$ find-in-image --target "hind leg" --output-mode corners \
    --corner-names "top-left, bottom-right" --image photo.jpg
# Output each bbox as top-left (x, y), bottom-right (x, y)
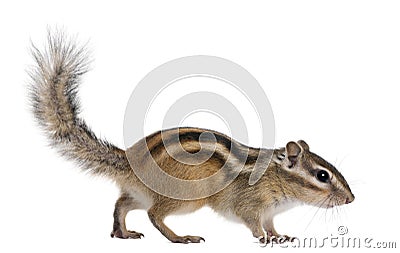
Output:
top-left (147, 200), bottom-right (205, 243)
top-left (110, 193), bottom-right (144, 239)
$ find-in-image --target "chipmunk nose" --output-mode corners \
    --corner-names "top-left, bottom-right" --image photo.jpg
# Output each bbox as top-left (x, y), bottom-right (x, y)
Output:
top-left (345, 194), bottom-right (355, 204)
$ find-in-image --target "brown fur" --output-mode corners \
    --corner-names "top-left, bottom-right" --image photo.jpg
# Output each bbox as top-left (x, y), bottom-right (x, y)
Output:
top-left (29, 31), bottom-right (354, 244)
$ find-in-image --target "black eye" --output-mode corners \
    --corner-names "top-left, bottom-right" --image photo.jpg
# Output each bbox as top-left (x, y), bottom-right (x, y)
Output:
top-left (316, 170), bottom-right (330, 183)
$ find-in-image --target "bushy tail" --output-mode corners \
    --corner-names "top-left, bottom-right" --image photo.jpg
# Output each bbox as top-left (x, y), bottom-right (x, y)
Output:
top-left (29, 31), bottom-right (130, 178)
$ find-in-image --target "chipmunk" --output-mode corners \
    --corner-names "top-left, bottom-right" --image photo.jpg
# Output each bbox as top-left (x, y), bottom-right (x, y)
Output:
top-left (29, 32), bottom-right (354, 244)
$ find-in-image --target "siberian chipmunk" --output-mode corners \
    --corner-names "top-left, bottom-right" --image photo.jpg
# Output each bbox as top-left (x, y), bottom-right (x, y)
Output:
top-left (29, 32), bottom-right (354, 244)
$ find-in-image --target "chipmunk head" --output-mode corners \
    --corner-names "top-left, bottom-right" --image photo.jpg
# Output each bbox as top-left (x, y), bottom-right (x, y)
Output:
top-left (277, 140), bottom-right (354, 208)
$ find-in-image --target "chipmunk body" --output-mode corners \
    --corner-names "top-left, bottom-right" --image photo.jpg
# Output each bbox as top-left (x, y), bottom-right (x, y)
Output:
top-left (29, 32), bottom-right (354, 244)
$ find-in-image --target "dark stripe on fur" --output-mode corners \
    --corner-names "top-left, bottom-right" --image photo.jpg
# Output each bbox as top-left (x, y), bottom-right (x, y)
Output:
top-left (147, 128), bottom-right (260, 166)
top-left (282, 169), bottom-right (321, 192)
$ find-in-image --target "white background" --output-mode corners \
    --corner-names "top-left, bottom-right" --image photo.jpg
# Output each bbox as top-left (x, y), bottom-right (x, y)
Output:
top-left (1, 0), bottom-right (399, 252)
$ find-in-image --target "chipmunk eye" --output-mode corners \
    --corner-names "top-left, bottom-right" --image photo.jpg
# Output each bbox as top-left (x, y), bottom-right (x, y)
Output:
top-left (316, 170), bottom-right (330, 183)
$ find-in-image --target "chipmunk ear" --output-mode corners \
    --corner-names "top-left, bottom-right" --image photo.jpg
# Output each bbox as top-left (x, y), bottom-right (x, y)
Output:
top-left (297, 140), bottom-right (309, 151)
top-left (286, 141), bottom-right (301, 168)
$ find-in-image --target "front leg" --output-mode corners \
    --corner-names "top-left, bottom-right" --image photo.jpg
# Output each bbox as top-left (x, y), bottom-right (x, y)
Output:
top-left (240, 214), bottom-right (266, 243)
top-left (263, 218), bottom-right (296, 244)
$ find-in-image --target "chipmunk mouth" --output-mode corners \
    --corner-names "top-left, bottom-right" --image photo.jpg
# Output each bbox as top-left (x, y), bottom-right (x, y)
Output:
top-left (325, 197), bottom-right (353, 208)
top-left (320, 199), bottom-right (341, 208)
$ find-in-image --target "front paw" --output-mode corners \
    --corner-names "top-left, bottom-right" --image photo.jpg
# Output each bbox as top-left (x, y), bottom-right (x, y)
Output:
top-left (272, 234), bottom-right (297, 244)
top-left (259, 234), bottom-right (297, 244)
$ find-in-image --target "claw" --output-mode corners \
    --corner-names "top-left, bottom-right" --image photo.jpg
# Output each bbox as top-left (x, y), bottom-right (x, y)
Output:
top-left (259, 234), bottom-right (297, 244)
top-left (110, 229), bottom-right (144, 239)
top-left (172, 235), bottom-right (205, 243)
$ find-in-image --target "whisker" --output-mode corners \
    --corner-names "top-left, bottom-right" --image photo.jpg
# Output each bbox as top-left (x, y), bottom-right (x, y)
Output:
top-left (340, 205), bottom-right (350, 227)
top-left (304, 195), bottom-right (331, 231)
top-left (333, 203), bottom-right (338, 222)
top-left (336, 154), bottom-right (348, 169)
top-left (327, 204), bottom-right (332, 223)
top-left (324, 195), bottom-right (332, 223)
top-left (337, 206), bottom-right (342, 222)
